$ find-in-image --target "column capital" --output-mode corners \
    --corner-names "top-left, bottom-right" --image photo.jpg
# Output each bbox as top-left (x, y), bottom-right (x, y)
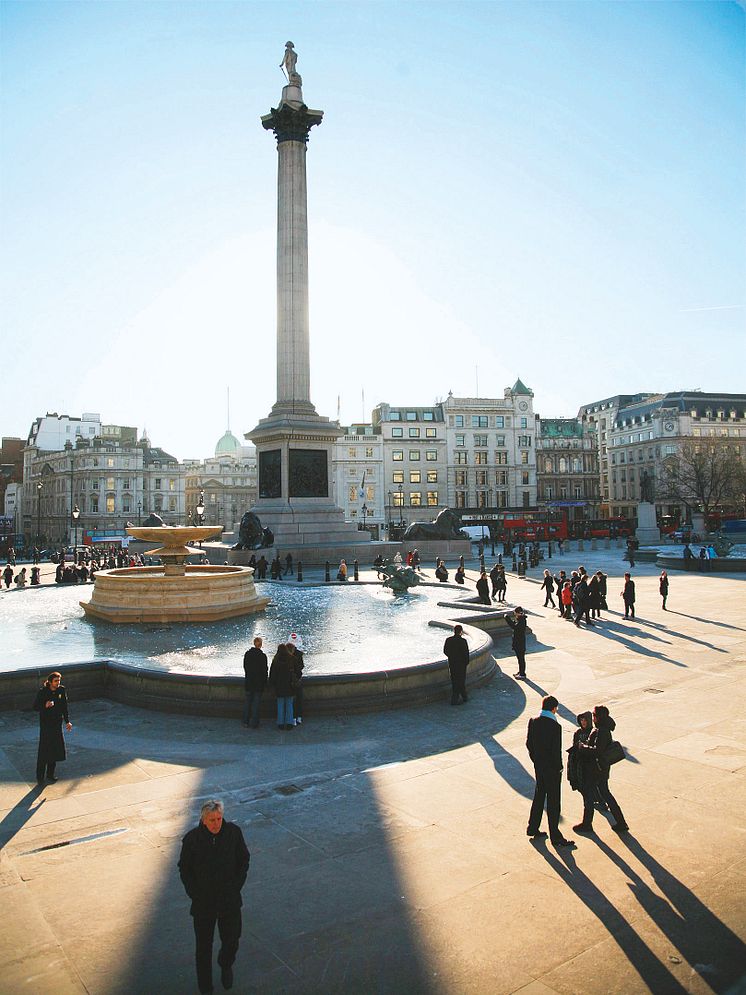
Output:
top-left (262, 102), bottom-right (323, 145)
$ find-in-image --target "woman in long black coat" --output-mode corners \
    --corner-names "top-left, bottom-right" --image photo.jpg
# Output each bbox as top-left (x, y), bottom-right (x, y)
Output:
top-left (268, 645), bottom-right (296, 730)
top-left (33, 671), bottom-right (72, 783)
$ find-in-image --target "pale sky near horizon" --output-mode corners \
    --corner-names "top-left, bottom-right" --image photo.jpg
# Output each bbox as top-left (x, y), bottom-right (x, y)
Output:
top-left (2, 0), bottom-right (744, 461)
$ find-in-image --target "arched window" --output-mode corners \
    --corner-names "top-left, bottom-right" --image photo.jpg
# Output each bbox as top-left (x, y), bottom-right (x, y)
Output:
top-left (544, 458), bottom-right (553, 473)
top-left (559, 457), bottom-right (567, 473)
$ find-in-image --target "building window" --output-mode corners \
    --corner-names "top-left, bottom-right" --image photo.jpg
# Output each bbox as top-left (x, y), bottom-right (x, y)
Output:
top-left (392, 470), bottom-right (404, 483)
top-left (169, 478), bottom-right (176, 491)
top-left (495, 451), bottom-right (508, 464)
top-left (474, 434), bottom-right (488, 447)
top-left (496, 491), bottom-right (507, 508)
top-left (392, 427), bottom-right (403, 438)
top-left (106, 494), bottom-right (115, 514)
top-left (390, 411), bottom-right (401, 421)
top-left (574, 486), bottom-right (582, 499)
top-left (393, 491), bottom-right (404, 507)
top-left (472, 415), bottom-right (488, 428)
top-left (427, 491), bottom-right (438, 506)
top-left (365, 447), bottom-right (374, 458)
top-left (91, 496), bottom-right (99, 513)
top-left (518, 436), bottom-right (531, 447)
top-left (409, 450), bottom-right (421, 461)
top-left (496, 471), bottom-right (507, 486)
top-left (406, 411), bottom-right (417, 421)
top-left (495, 416), bottom-right (504, 429)
top-left (455, 452), bottom-right (468, 465)
top-left (475, 452), bottom-right (488, 465)
top-left (521, 451), bottom-right (529, 465)
top-left (154, 478), bottom-right (162, 489)
top-left (169, 497), bottom-right (177, 511)
top-left (544, 459), bottom-right (553, 473)
top-left (423, 411), bottom-right (434, 421)
top-left (520, 418), bottom-right (527, 428)
top-left (476, 470), bottom-right (488, 486)
top-left (410, 471), bottom-right (421, 483)
top-left (425, 428), bottom-right (436, 438)
top-left (427, 470), bottom-right (438, 483)
top-left (477, 490), bottom-right (489, 507)
top-left (425, 450), bottom-right (437, 461)
top-left (366, 485), bottom-right (375, 501)
top-left (523, 491), bottom-right (530, 508)
top-left (123, 478), bottom-right (131, 489)
top-left (456, 434), bottom-right (465, 447)
top-left (522, 471), bottom-right (530, 485)
top-left (495, 435), bottom-right (505, 446)
top-left (348, 447), bottom-right (357, 457)
top-left (106, 457), bottom-right (115, 468)
top-left (349, 485), bottom-right (358, 502)
top-left (409, 427), bottom-right (420, 438)
top-left (393, 450), bottom-right (404, 461)
top-left (409, 492), bottom-right (422, 506)
top-left (455, 469), bottom-right (467, 486)
top-left (455, 415), bottom-right (464, 428)
top-left (560, 486), bottom-right (568, 499)
top-left (455, 491), bottom-right (466, 508)
top-left (545, 486), bottom-right (553, 500)
top-left (106, 477), bottom-right (115, 490)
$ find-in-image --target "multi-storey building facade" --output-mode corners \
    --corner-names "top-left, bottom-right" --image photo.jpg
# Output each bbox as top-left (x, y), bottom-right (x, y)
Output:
top-left (578, 393), bottom-right (657, 514)
top-left (604, 391), bottom-right (746, 521)
top-left (22, 420), bottom-right (184, 544)
top-left (536, 418), bottom-right (600, 526)
top-left (183, 430), bottom-right (257, 531)
top-left (26, 411), bottom-right (103, 452)
top-left (442, 381), bottom-right (538, 511)
top-left (332, 424), bottom-right (384, 530)
top-left (372, 403), bottom-right (448, 527)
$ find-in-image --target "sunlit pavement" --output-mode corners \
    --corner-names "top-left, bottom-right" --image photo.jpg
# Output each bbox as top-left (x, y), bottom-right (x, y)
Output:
top-left (1, 547), bottom-right (745, 994)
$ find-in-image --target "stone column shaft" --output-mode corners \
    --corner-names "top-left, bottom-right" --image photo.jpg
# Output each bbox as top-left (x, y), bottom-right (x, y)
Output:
top-left (276, 140), bottom-right (311, 406)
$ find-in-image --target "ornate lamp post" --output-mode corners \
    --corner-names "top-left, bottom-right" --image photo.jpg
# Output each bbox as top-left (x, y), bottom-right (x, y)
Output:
top-left (387, 490), bottom-right (392, 533)
top-left (361, 502), bottom-right (368, 532)
top-left (196, 491), bottom-right (206, 548)
top-left (398, 482), bottom-right (404, 528)
top-left (137, 501), bottom-right (142, 525)
top-left (36, 481), bottom-right (42, 547)
top-left (71, 505), bottom-right (80, 560)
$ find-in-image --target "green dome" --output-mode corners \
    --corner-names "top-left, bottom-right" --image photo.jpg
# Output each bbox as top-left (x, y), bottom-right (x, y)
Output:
top-left (215, 430), bottom-right (240, 456)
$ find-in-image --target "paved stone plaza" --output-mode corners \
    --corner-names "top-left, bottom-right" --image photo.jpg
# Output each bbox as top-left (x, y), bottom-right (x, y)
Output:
top-left (1, 549), bottom-right (745, 994)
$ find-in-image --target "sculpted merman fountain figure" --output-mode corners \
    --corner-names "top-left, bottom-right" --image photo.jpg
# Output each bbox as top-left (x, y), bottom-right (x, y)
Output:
top-left (80, 525), bottom-right (269, 624)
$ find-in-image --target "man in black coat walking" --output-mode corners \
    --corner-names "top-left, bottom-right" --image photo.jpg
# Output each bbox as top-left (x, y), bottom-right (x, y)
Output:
top-left (33, 671), bottom-right (72, 783)
top-left (506, 606), bottom-right (528, 680)
top-left (526, 695), bottom-right (573, 847)
top-left (242, 637), bottom-right (268, 728)
top-left (621, 573), bottom-right (636, 619)
top-left (443, 624), bottom-right (469, 705)
top-left (179, 800), bottom-right (250, 994)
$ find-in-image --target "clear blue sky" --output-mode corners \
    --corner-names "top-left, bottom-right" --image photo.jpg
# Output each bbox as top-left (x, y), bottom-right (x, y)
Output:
top-left (2, 0), bottom-right (744, 460)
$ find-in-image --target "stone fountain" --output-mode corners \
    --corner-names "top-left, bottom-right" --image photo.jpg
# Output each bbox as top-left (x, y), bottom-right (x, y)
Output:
top-left (80, 526), bottom-right (270, 624)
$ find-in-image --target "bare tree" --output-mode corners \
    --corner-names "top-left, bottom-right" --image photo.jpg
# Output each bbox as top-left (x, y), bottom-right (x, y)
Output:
top-left (660, 443), bottom-right (746, 519)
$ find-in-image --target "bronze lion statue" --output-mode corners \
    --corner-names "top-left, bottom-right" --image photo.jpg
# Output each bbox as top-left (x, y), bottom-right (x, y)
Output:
top-left (402, 508), bottom-right (467, 541)
top-left (232, 511), bottom-right (274, 550)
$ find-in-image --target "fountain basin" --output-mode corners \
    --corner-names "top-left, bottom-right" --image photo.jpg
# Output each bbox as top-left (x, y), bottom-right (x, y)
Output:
top-left (80, 564), bottom-right (269, 623)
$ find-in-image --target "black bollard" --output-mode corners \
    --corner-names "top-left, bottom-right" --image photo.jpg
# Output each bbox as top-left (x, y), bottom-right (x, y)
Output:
top-left (297, 561), bottom-right (303, 582)
top-left (325, 561), bottom-right (330, 582)
top-left (548, 542), bottom-right (552, 559)
top-left (498, 553), bottom-right (502, 566)
top-left (354, 559), bottom-right (359, 582)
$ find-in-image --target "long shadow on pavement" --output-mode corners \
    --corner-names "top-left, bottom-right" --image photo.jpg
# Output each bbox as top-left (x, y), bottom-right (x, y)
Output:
top-left (0, 783), bottom-right (45, 850)
top-left (534, 840), bottom-right (690, 993)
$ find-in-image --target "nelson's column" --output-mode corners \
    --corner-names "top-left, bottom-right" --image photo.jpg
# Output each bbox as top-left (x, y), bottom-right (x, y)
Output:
top-left (246, 44), bottom-right (366, 552)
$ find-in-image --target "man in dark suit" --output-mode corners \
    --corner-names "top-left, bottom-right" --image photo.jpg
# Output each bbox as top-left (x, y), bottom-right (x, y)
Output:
top-left (443, 624), bottom-right (470, 705)
top-left (506, 606), bottom-right (528, 679)
top-left (242, 637), bottom-right (268, 728)
top-left (526, 696), bottom-right (573, 847)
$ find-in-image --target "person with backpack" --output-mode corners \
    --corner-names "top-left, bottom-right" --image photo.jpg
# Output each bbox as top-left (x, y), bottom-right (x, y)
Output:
top-left (573, 705), bottom-right (628, 834)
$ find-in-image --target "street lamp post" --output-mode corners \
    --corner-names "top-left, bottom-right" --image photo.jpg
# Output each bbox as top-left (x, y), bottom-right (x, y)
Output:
top-left (36, 481), bottom-right (42, 548)
top-left (71, 505), bottom-right (80, 561)
top-left (361, 502), bottom-right (368, 532)
top-left (398, 483), bottom-right (404, 527)
top-left (137, 501), bottom-right (141, 525)
top-left (387, 490), bottom-right (392, 534)
top-left (196, 491), bottom-right (205, 548)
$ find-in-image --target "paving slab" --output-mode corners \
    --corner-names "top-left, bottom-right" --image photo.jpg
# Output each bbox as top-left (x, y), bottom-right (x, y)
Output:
top-left (0, 551), bottom-right (745, 993)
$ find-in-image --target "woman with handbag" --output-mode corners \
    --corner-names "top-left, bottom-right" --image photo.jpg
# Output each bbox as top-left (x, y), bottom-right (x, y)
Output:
top-left (573, 705), bottom-right (629, 834)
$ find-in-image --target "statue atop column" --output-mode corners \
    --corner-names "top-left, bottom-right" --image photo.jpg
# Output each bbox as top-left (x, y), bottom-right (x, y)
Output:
top-left (280, 41), bottom-right (302, 86)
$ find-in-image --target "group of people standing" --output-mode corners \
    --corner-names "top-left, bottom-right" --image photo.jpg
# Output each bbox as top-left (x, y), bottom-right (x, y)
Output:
top-left (242, 634), bottom-right (305, 730)
top-left (526, 696), bottom-right (628, 847)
